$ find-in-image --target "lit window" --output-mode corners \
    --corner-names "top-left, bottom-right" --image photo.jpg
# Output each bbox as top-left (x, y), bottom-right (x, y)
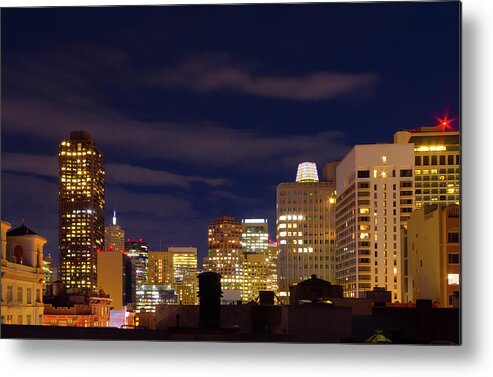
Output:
top-left (447, 274), bottom-right (460, 285)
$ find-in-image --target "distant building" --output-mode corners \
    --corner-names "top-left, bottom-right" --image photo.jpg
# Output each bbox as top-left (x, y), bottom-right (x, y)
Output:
top-left (59, 130), bottom-right (105, 292)
top-left (1, 221), bottom-right (46, 325)
top-left (394, 126), bottom-right (460, 209)
top-left (401, 205), bottom-right (460, 307)
top-left (104, 211), bottom-right (125, 251)
top-left (42, 253), bottom-right (58, 294)
top-left (276, 162), bottom-right (337, 300)
top-left (43, 281), bottom-right (111, 327)
top-left (169, 247), bottom-right (198, 305)
top-left (241, 219), bottom-right (269, 254)
top-left (266, 242), bottom-right (279, 294)
top-left (97, 250), bottom-right (136, 309)
top-left (148, 247), bottom-right (198, 305)
top-left (335, 144), bottom-right (414, 301)
top-left (125, 238), bottom-right (149, 285)
top-left (242, 253), bottom-right (269, 302)
top-left (135, 284), bottom-right (177, 313)
top-left (207, 216), bottom-right (243, 294)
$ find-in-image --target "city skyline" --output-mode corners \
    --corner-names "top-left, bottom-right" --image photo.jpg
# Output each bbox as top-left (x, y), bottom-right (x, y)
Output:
top-left (1, 2), bottom-right (460, 267)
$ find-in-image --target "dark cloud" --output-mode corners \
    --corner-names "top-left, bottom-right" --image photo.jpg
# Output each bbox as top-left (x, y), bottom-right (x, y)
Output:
top-left (143, 53), bottom-right (379, 101)
top-left (1, 152), bottom-right (230, 189)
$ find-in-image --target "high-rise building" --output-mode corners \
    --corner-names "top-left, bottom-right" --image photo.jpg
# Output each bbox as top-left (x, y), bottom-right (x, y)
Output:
top-left (1, 221), bottom-right (46, 325)
top-left (276, 162), bottom-right (337, 300)
top-left (401, 205), bottom-right (460, 307)
top-left (394, 126), bottom-right (460, 208)
top-left (242, 253), bottom-right (269, 302)
top-left (59, 130), bottom-right (105, 292)
top-left (169, 247), bottom-right (198, 305)
top-left (125, 238), bottom-right (149, 285)
top-left (240, 219), bottom-right (270, 301)
top-left (335, 144), bottom-right (414, 301)
top-left (148, 247), bottom-right (198, 305)
top-left (104, 211), bottom-right (125, 252)
top-left (241, 219), bottom-right (269, 254)
top-left (97, 250), bottom-right (136, 309)
top-left (207, 216), bottom-right (243, 294)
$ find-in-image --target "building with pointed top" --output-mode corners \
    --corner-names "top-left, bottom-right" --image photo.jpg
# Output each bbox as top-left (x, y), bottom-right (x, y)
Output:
top-left (104, 210), bottom-right (125, 252)
top-left (1, 220), bottom-right (46, 325)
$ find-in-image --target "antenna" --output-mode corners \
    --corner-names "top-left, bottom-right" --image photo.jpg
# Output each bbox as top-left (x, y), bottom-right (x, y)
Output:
top-left (113, 210), bottom-right (117, 225)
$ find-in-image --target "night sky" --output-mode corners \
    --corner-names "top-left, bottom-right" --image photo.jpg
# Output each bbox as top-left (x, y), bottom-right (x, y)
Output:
top-left (1, 2), bottom-right (460, 268)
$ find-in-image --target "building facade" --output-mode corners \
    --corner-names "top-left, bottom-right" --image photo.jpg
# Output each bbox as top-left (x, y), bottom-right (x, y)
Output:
top-left (97, 250), bottom-right (136, 309)
top-left (335, 144), bottom-right (414, 301)
top-left (241, 219), bottom-right (269, 254)
top-left (59, 130), bottom-right (105, 292)
top-left (242, 253), bottom-right (269, 302)
top-left (1, 221), bottom-right (46, 325)
top-left (394, 126), bottom-right (460, 209)
top-left (401, 205), bottom-right (460, 307)
top-left (207, 216), bottom-right (243, 294)
top-left (104, 211), bottom-right (125, 251)
top-left (43, 282), bottom-right (112, 327)
top-left (135, 284), bottom-right (177, 313)
top-left (148, 247), bottom-right (198, 305)
top-left (125, 238), bottom-right (149, 285)
top-left (42, 253), bottom-right (58, 294)
top-left (276, 162), bottom-right (337, 300)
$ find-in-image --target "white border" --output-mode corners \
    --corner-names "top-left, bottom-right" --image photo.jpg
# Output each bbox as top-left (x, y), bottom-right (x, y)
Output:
top-left (1, 0), bottom-right (492, 375)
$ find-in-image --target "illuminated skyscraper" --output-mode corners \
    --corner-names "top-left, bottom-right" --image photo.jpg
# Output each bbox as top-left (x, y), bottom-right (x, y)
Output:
top-left (394, 125), bottom-right (460, 208)
top-left (335, 144), bottom-right (414, 301)
top-left (240, 219), bottom-right (269, 301)
top-left (276, 162), bottom-right (337, 300)
top-left (104, 211), bottom-right (125, 252)
top-left (207, 216), bottom-right (243, 294)
top-left (242, 253), bottom-right (268, 302)
top-left (59, 130), bottom-right (105, 292)
top-left (147, 247), bottom-right (198, 304)
top-left (241, 219), bottom-right (269, 254)
top-left (125, 238), bottom-right (149, 285)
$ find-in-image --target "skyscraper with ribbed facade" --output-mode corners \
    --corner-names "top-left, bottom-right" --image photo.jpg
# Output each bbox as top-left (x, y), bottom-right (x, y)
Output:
top-left (59, 130), bottom-right (105, 292)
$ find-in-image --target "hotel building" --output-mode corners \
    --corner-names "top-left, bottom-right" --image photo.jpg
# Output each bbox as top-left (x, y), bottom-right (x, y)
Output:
top-left (59, 130), bottom-right (105, 291)
top-left (104, 211), bottom-right (125, 251)
top-left (401, 205), bottom-right (460, 307)
top-left (394, 126), bottom-right (460, 208)
top-left (276, 162), bottom-right (337, 299)
top-left (335, 144), bottom-right (414, 301)
top-left (1, 221), bottom-right (46, 325)
top-left (207, 216), bottom-right (243, 294)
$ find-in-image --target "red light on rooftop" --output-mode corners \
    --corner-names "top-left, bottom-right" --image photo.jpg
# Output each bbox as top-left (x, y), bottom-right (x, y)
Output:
top-left (435, 113), bottom-right (455, 132)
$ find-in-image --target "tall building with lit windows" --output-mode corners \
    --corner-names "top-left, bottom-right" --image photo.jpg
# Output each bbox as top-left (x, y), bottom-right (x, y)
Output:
top-left (335, 144), bottom-right (414, 302)
top-left (148, 247), bottom-right (198, 305)
top-left (59, 130), bottom-right (105, 292)
top-left (241, 219), bottom-right (269, 254)
top-left (125, 238), bottom-right (149, 285)
top-left (394, 126), bottom-right (460, 208)
top-left (276, 162), bottom-right (337, 300)
top-left (104, 211), bottom-right (125, 252)
top-left (207, 216), bottom-right (243, 294)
